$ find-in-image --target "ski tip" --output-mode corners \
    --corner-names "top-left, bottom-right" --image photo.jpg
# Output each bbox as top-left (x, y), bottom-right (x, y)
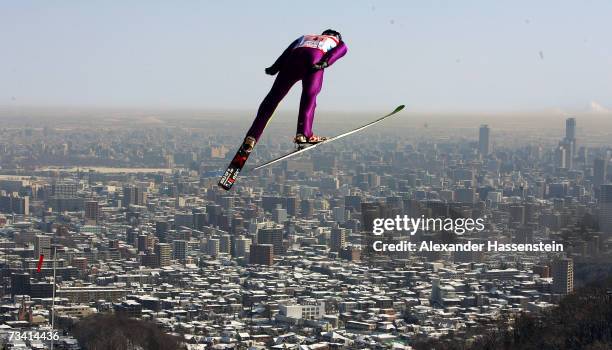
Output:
top-left (218, 183), bottom-right (231, 191)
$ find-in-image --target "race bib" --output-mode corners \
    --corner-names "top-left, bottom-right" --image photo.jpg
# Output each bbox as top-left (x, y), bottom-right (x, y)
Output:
top-left (295, 35), bottom-right (339, 53)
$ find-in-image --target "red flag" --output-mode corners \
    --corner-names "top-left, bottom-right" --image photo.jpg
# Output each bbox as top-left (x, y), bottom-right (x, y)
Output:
top-left (37, 254), bottom-right (44, 272)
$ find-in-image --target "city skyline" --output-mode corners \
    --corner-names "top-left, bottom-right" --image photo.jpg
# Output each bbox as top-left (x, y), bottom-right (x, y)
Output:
top-left (1, 111), bottom-right (610, 348)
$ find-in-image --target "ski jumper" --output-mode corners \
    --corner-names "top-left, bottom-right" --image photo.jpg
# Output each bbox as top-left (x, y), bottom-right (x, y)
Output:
top-left (246, 34), bottom-right (348, 141)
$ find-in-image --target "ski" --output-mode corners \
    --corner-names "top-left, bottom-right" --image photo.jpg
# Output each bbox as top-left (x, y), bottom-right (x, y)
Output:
top-left (218, 105), bottom-right (405, 190)
top-left (252, 104), bottom-right (405, 170)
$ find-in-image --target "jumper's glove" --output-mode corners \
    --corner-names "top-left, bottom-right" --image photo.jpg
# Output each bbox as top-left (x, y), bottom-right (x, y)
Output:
top-left (265, 66), bottom-right (278, 75)
top-left (312, 61), bottom-right (329, 71)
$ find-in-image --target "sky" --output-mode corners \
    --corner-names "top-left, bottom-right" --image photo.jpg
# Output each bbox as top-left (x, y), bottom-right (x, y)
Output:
top-left (1, 0), bottom-right (612, 113)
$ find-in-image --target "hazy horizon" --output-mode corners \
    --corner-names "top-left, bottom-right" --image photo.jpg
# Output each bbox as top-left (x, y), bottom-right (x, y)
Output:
top-left (2, 105), bottom-right (612, 143)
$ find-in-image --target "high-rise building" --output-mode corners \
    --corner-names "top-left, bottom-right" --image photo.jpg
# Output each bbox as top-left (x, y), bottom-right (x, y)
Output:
top-left (48, 181), bottom-right (82, 212)
top-left (552, 258), bottom-right (574, 294)
top-left (219, 234), bottom-right (231, 254)
top-left (555, 145), bottom-right (567, 169)
top-left (123, 185), bottom-right (147, 207)
top-left (562, 117), bottom-right (576, 169)
top-left (52, 182), bottom-right (77, 198)
top-left (0, 179), bottom-right (26, 193)
top-left (300, 199), bottom-right (314, 218)
top-left (207, 238), bottom-right (220, 257)
top-left (361, 202), bottom-right (388, 257)
top-left (0, 194), bottom-right (29, 215)
top-left (233, 236), bottom-right (251, 258)
top-left (361, 202), bottom-right (383, 232)
top-left (285, 196), bottom-right (299, 217)
top-left (273, 205), bottom-right (287, 224)
top-left (140, 251), bottom-right (158, 267)
top-left (172, 240), bottom-right (188, 261)
top-left (137, 234), bottom-right (148, 252)
top-left (230, 217), bottom-right (244, 235)
top-left (330, 227), bottom-right (347, 252)
top-left (345, 195), bottom-right (362, 212)
top-left (155, 220), bottom-right (169, 242)
top-left (478, 124), bottom-right (490, 156)
top-left (560, 140), bottom-right (573, 169)
top-left (258, 227), bottom-right (284, 255)
top-left (249, 244), bottom-right (273, 266)
top-left (84, 201), bottom-right (99, 221)
top-left (332, 206), bottom-right (346, 223)
top-left (174, 212), bottom-right (193, 228)
top-left (34, 235), bottom-right (51, 258)
top-left (599, 184), bottom-right (612, 234)
top-left (206, 204), bottom-right (222, 227)
top-left (593, 157), bottom-right (608, 189)
top-left (220, 196), bottom-right (234, 210)
top-left (154, 243), bottom-right (172, 267)
top-left (565, 117), bottom-right (576, 141)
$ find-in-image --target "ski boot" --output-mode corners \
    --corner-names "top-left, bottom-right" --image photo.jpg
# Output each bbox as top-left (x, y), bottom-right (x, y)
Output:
top-left (294, 134), bottom-right (327, 149)
top-left (241, 136), bottom-right (256, 154)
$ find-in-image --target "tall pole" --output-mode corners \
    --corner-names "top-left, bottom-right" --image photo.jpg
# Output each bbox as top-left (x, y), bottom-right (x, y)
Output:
top-left (50, 246), bottom-right (57, 350)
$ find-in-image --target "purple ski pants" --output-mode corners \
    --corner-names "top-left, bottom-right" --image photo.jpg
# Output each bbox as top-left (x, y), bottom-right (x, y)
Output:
top-left (246, 48), bottom-right (324, 141)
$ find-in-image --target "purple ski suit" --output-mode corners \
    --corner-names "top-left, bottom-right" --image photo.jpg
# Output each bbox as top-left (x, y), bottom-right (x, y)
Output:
top-left (246, 34), bottom-right (348, 141)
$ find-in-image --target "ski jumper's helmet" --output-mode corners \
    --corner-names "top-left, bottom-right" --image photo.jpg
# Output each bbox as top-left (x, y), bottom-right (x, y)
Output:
top-left (321, 29), bottom-right (342, 42)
